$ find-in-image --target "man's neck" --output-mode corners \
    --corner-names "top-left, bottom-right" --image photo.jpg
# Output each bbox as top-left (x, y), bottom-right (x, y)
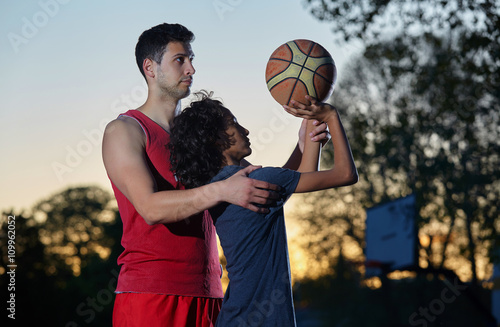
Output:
top-left (137, 93), bottom-right (180, 132)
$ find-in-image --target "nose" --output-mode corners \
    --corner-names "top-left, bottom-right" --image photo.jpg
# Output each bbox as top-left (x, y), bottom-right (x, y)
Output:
top-left (186, 60), bottom-right (195, 76)
top-left (242, 127), bottom-right (249, 136)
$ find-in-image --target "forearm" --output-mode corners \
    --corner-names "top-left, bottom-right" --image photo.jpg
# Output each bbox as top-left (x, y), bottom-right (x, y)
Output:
top-left (283, 118), bottom-right (329, 170)
top-left (282, 143), bottom-right (302, 170)
top-left (294, 112), bottom-right (358, 193)
top-left (326, 111), bottom-right (358, 181)
top-left (282, 98), bottom-right (358, 192)
top-left (297, 120), bottom-right (321, 172)
top-left (134, 165), bottom-right (279, 224)
top-left (134, 182), bottom-right (223, 225)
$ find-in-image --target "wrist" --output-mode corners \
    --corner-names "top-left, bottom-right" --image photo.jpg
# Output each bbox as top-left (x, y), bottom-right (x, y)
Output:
top-left (204, 181), bottom-right (225, 205)
top-left (324, 109), bottom-right (339, 125)
top-left (306, 119), bottom-right (316, 133)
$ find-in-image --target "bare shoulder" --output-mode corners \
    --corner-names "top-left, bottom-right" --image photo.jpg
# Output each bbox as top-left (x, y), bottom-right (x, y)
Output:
top-left (104, 115), bottom-right (144, 137)
top-left (103, 116), bottom-right (145, 147)
top-left (102, 116), bottom-right (147, 171)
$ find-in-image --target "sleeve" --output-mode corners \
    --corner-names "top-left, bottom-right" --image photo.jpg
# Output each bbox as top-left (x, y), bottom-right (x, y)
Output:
top-left (249, 167), bottom-right (301, 197)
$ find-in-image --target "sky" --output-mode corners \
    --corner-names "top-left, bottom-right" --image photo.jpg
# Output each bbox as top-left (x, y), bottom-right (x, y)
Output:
top-left (0, 0), bottom-right (360, 212)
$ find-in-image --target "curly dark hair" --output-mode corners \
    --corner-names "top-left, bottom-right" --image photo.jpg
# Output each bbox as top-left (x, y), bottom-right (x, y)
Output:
top-left (169, 91), bottom-right (234, 189)
top-left (135, 23), bottom-right (195, 79)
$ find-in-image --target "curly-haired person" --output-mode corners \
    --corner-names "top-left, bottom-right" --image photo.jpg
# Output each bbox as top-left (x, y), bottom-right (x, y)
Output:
top-left (169, 91), bottom-right (358, 326)
top-left (103, 23), bottom-right (331, 326)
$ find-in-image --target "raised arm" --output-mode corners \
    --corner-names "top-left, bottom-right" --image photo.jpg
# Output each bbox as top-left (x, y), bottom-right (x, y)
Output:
top-left (102, 117), bottom-right (279, 225)
top-left (240, 118), bottom-right (328, 170)
top-left (296, 120), bottom-right (321, 173)
top-left (283, 96), bottom-right (358, 193)
top-left (282, 119), bottom-right (330, 170)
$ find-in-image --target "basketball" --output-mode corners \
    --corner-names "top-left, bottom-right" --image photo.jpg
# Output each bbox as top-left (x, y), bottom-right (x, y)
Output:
top-left (265, 39), bottom-right (337, 106)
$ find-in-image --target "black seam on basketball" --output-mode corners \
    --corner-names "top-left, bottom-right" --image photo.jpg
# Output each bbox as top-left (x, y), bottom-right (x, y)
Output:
top-left (265, 59), bottom-right (293, 83)
top-left (301, 61), bottom-right (333, 75)
top-left (287, 42), bottom-right (316, 105)
top-left (299, 43), bottom-right (333, 76)
top-left (284, 41), bottom-right (298, 102)
top-left (314, 64), bottom-right (334, 83)
top-left (268, 77), bottom-right (300, 92)
top-left (293, 40), bottom-right (311, 56)
top-left (266, 43), bottom-right (293, 83)
top-left (269, 58), bottom-right (293, 64)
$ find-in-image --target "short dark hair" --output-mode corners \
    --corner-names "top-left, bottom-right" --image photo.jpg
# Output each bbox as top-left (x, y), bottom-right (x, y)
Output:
top-left (169, 91), bottom-right (234, 189)
top-left (135, 23), bottom-right (195, 79)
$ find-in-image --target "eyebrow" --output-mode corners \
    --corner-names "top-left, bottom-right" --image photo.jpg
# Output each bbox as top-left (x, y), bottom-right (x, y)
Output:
top-left (172, 52), bottom-right (195, 59)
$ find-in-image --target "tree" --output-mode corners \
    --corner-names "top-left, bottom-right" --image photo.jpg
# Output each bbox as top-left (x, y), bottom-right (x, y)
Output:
top-left (297, 0), bottom-right (500, 284)
top-left (0, 186), bottom-right (121, 326)
top-left (32, 186), bottom-right (118, 278)
top-left (0, 210), bottom-right (54, 325)
top-left (289, 3), bottom-right (499, 325)
top-left (305, 0), bottom-right (500, 46)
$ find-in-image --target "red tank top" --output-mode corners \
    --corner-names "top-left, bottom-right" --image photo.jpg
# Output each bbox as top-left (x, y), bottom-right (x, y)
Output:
top-left (110, 109), bottom-right (223, 298)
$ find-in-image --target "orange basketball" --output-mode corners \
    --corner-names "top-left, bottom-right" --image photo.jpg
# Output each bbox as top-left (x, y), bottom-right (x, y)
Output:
top-left (265, 39), bottom-right (337, 106)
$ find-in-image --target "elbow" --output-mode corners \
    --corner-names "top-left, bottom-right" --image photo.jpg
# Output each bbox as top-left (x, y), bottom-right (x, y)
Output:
top-left (143, 215), bottom-right (160, 226)
top-left (343, 170), bottom-right (359, 186)
top-left (136, 205), bottom-right (163, 225)
top-left (141, 211), bottom-right (160, 226)
top-left (139, 205), bottom-right (182, 225)
top-left (350, 171), bottom-right (359, 185)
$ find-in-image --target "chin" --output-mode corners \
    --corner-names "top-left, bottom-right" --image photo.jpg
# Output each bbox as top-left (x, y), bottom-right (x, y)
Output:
top-left (238, 152), bottom-right (251, 163)
top-left (176, 86), bottom-right (191, 99)
top-left (181, 89), bottom-right (191, 99)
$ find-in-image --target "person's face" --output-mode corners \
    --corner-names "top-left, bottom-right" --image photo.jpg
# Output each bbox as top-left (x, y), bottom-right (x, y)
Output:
top-left (155, 41), bottom-right (195, 100)
top-left (222, 112), bottom-right (252, 166)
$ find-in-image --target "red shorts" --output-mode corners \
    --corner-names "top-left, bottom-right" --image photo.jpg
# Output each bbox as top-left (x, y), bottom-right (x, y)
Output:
top-left (113, 293), bottom-right (222, 327)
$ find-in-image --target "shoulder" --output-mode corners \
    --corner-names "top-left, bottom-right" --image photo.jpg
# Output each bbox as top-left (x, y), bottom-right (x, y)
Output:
top-left (210, 166), bottom-right (243, 183)
top-left (104, 115), bottom-right (145, 141)
top-left (249, 167), bottom-right (298, 181)
top-left (102, 115), bottom-right (147, 154)
top-left (250, 167), bottom-right (301, 194)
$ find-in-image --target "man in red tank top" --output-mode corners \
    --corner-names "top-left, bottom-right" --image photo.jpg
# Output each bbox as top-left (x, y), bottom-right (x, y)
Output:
top-left (102, 23), bottom-right (286, 327)
top-left (102, 23), bottom-right (329, 326)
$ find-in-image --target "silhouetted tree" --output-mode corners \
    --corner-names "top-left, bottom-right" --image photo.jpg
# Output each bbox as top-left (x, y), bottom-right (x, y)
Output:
top-left (0, 210), bottom-right (56, 326)
top-left (32, 186), bottom-right (117, 277)
top-left (290, 2), bottom-right (499, 325)
top-left (0, 186), bottom-right (121, 326)
top-left (297, 0), bottom-right (500, 283)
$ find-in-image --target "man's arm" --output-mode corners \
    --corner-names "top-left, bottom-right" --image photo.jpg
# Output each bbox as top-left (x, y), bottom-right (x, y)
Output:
top-left (102, 117), bottom-right (279, 225)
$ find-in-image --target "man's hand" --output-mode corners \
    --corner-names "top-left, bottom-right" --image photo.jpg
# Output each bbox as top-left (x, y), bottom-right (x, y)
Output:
top-left (219, 165), bottom-right (280, 213)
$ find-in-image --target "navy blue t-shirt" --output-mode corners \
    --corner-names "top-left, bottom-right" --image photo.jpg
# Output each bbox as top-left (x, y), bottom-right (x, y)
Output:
top-left (210, 166), bottom-right (301, 327)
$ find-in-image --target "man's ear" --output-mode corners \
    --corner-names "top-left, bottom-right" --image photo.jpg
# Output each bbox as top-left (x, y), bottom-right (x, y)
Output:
top-left (143, 58), bottom-right (155, 79)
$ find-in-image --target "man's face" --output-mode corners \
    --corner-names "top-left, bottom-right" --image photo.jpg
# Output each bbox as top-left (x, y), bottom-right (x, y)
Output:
top-left (155, 41), bottom-right (195, 100)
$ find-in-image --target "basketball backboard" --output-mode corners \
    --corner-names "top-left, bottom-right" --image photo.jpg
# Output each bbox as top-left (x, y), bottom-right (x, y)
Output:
top-left (365, 194), bottom-right (417, 277)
